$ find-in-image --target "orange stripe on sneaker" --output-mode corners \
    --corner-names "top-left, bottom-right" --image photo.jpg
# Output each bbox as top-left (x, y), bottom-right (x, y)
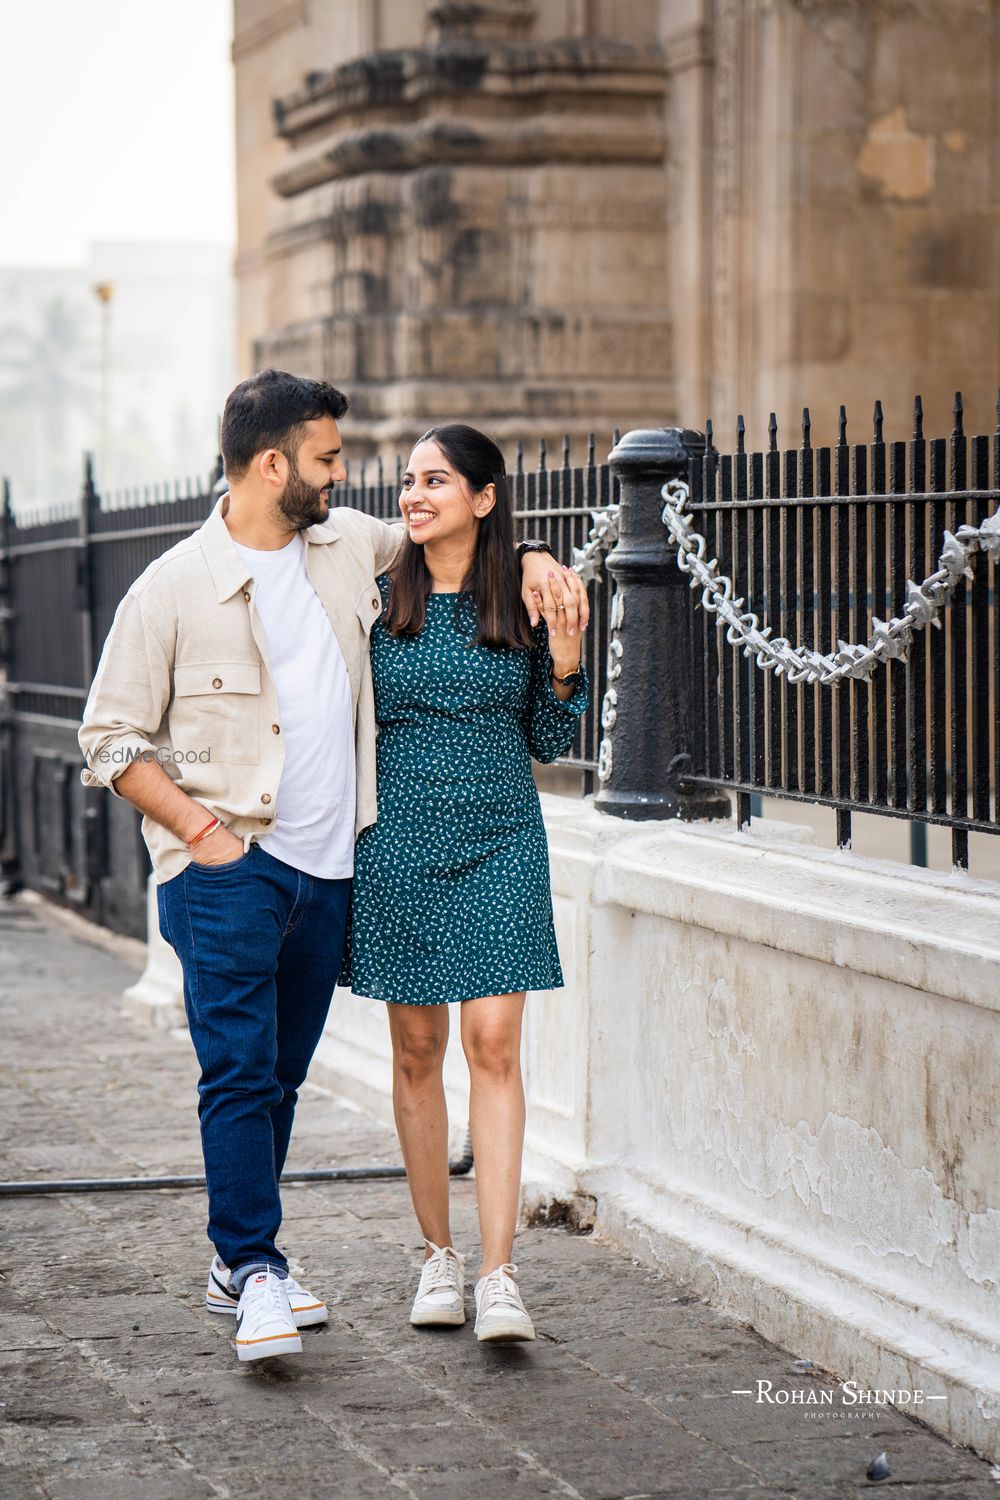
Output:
top-left (235, 1331), bottom-right (301, 1346)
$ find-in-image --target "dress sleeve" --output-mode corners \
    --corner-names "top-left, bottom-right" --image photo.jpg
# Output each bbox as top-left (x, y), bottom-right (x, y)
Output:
top-left (522, 623), bottom-right (590, 764)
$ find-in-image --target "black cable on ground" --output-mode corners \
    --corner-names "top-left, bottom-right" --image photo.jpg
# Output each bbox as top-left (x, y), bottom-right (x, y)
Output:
top-left (0, 1132), bottom-right (474, 1198)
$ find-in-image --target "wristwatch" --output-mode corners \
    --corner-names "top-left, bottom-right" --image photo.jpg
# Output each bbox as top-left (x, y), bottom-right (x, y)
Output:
top-left (516, 539), bottom-right (553, 559)
top-left (551, 666), bottom-right (584, 687)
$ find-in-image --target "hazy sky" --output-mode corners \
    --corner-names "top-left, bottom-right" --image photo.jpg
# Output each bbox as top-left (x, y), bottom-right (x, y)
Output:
top-left (0, 0), bottom-right (236, 266)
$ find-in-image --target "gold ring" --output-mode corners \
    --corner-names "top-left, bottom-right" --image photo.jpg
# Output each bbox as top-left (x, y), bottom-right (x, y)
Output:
top-left (556, 603), bottom-right (566, 611)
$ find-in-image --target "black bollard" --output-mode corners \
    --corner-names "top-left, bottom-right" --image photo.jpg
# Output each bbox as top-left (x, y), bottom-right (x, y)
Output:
top-left (593, 427), bottom-right (731, 823)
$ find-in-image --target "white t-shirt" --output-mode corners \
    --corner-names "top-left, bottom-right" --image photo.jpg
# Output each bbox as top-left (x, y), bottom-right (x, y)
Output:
top-left (233, 533), bottom-right (356, 879)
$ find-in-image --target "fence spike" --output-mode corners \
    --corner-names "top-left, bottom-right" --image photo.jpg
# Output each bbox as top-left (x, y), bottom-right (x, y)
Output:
top-left (612, 428), bottom-right (621, 448)
top-left (2, 476), bottom-right (11, 526)
top-left (801, 407), bottom-right (812, 449)
top-left (516, 440), bottom-right (524, 475)
top-left (82, 452), bottom-right (97, 503)
top-left (873, 400), bottom-right (884, 444)
top-left (838, 405), bottom-right (847, 446)
top-left (538, 437), bottom-right (547, 471)
top-left (360, 459), bottom-right (367, 489)
top-left (562, 433), bottom-right (570, 468)
top-left (952, 391), bottom-right (964, 437)
top-left (736, 414), bottom-right (745, 454)
top-left (768, 413), bottom-right (777, 452)
top-left (587, 432), bottom-right (595, 466)
top-left (377, 454), bottom-right (384, 485)
top-left (913, 394), bottom-right (923, 440)
top-left (395, 454), bottom-right (402, 487)
top-left (995, 388), bottom-right (1000, 432)
top-left (705, 418), bottom-right (714, 451)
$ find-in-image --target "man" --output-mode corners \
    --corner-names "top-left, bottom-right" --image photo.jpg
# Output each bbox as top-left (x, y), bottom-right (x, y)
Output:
top-left (78, 369), bottom-right (587, 1363)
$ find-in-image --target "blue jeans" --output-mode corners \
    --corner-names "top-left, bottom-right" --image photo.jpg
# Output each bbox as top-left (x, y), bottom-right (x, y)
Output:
top-left (157, 843), bottom-right (350, 1282)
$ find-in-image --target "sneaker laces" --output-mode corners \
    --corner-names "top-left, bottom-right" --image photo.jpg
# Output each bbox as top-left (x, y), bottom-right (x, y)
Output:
top-left (478, 1262), bottom-right (523, 1310)
top-left (420, 1241), bottom-right (465, 1293)
top-left (241, 1269), bottom-right (290, 1320)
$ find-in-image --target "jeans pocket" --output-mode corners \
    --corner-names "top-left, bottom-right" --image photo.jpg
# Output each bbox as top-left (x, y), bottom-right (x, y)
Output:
top-left (187, 847), bottom-right (253, 874)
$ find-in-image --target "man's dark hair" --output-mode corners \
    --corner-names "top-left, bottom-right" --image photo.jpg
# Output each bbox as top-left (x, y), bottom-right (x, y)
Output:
top-left (220, 369), bottom-right (350, 480)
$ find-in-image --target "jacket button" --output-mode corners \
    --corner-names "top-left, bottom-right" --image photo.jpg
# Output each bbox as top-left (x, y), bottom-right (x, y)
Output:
top-left (212, 677), bottom-right (222, 689)
top-left (242, 590), bottom-right (251, 602)
top-left (261, 793), bottom-right (272, 804)
top-left (261, 817), bottom-right (272, 825)
top-left (272, 724), bottom-right (280, 735)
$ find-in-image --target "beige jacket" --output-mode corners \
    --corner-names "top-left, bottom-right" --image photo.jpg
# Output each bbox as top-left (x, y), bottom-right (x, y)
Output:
top-left (78, 495), bottom-right (403, 883)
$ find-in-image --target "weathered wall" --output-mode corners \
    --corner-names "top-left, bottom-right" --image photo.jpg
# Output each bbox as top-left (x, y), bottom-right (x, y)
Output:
top-left (234, 0), bottom-right (1000, 458)
top-left (666, 0), bottom-right (1000, 445)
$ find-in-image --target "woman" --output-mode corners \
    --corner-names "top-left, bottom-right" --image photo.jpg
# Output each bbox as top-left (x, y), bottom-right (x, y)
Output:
top-left (342, 423), bottom-right (589, 1342)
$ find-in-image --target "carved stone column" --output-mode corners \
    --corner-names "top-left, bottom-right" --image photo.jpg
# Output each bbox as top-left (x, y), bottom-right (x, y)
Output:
top-left (253, 19), bottom-right (671, 457)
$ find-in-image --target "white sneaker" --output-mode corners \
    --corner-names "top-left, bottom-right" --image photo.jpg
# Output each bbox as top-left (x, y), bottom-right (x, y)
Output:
top-left (206, 1254), bottom-right (328, 1327)
top-left (473, 1262), bottom-right (536, 1343)
top-left (234, 1268), bottom-right (303, 1361)
top-left (410, 1240), bottom-right (466, 1327)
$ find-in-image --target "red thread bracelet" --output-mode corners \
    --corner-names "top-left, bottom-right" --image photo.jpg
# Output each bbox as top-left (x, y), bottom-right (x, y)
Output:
top-left (187, 817), bottom-right (221, 849)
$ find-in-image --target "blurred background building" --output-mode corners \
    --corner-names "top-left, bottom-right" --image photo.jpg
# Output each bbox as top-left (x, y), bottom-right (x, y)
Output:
top-left (0, 244), bottom-right (233, 509)
top-left (233, 0), bottom-right (1000, 460)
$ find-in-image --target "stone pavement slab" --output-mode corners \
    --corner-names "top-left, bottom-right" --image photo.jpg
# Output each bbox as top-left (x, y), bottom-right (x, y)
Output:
top-left (1, 892), bottom-right (997, 1499)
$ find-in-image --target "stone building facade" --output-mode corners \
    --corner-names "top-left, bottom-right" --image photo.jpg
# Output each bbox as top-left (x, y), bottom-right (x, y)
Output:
top-left (233, 0), bottom-right (1000, 458)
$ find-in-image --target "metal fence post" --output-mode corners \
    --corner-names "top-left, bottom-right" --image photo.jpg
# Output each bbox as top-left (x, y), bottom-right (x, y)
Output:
top-left (77, 453), bottom-right (99, 687)
top-left (0, 477), bottom-right (12, 678)
top-left (0, 477), bottom-right (16, 880)
top-left (593, 427), bottom-right (730, 822)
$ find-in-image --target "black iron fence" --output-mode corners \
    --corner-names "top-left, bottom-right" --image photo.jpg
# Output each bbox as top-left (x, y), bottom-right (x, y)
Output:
top-left (593, 395), bottom-right (999, 872)
top-left (695, 398), bottom-right (999, 868)
top-left (1, 396), bottom-right (996, 939)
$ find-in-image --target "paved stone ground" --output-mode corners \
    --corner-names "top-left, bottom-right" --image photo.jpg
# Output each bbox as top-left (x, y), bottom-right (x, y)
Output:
top-left (1, 892), bottom-right (998, 1500)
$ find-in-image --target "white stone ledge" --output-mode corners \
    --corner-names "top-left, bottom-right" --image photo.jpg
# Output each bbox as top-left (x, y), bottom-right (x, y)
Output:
top-left (540, 798), bottom-right (1000, 1015)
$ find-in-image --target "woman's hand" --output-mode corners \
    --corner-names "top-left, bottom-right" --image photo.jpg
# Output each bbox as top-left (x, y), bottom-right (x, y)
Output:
top-left (520, 557), bottom-right (590, 638)
top-left (532, 572), bottom-right (588, 700)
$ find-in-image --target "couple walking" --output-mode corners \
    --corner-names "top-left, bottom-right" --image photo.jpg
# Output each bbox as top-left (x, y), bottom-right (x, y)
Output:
top-left (79, 369), bottom-right (589, 1362)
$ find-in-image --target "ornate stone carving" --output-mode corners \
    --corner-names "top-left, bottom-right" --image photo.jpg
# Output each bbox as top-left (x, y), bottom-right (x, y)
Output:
top-left (428, 1), bottom-right (536, 40)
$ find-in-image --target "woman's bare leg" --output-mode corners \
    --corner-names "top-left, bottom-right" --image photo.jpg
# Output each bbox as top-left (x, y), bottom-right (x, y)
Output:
top-left (387, 1002), bottom-right (453, 1259)
top-left (460, 992), bottom-right (527, 1278)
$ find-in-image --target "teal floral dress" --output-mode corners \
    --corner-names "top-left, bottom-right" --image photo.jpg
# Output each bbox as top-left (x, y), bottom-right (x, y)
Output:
top-left (340, 574), bottom-right (589, 1006)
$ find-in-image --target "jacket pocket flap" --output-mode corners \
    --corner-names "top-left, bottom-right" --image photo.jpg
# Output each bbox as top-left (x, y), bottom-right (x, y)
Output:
top-left (174, 662), bottom-right (261, 697)
top-left (356, 584), bottom-right (383, 633)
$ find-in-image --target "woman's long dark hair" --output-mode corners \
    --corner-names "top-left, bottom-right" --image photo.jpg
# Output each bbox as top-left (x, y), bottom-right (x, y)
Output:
top-left (385, 423), bottom-right (534, 650)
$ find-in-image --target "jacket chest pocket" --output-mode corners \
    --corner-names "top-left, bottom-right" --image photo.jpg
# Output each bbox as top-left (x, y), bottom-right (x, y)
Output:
top-left (171, 661), bottom-right (261, 765)
top-left (356, 584), bottom-right (383, 636)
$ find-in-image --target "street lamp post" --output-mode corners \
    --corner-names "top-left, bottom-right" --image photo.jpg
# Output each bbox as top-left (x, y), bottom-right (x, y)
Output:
top-left (93, 282), bottom-right (113, 494)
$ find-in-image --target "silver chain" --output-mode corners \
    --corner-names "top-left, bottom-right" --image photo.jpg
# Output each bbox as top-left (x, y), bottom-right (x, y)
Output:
top-left (567, 488), bottom-right (1000, 688)
top-left (571, 506), bottom-right (620, 583)
top-left (660, 478), bottom-right (1000, 685)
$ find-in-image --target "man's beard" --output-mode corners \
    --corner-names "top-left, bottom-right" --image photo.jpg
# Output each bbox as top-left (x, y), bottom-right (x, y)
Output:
top-left (276, 456), bottom-right (330, 530)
